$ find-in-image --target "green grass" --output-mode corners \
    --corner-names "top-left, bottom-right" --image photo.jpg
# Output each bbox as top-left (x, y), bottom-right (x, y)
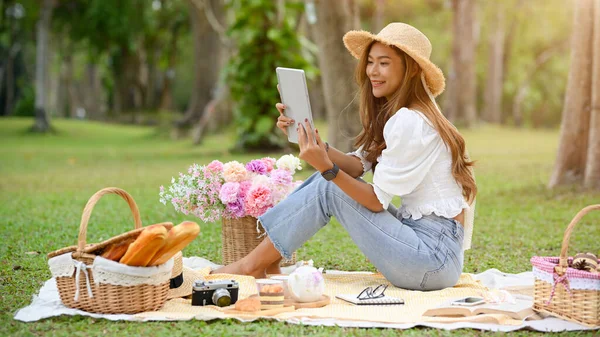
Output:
top-left (1, 117), bottom-right (598, 336)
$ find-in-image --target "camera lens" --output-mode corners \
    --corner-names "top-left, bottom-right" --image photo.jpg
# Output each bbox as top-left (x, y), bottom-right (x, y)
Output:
top-left (212, 288), bottom-right (231, 307)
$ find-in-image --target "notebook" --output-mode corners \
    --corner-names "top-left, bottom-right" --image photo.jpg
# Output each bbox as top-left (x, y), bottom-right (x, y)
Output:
top-left (336, 294), bottom-right (405, 305)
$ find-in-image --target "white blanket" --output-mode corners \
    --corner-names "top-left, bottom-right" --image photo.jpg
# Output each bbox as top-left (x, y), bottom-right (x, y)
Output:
top-left (13, 259), bottom-right (595, 332)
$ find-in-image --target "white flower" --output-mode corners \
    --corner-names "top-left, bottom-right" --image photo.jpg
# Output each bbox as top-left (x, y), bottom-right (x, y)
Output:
top-left (276, 154), bottom-right (302, 173)
top-left (251, 174), bottom-right (270, 187)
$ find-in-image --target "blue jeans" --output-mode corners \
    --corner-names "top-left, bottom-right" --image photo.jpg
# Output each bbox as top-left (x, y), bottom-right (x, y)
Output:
top-left (258, 172), bottom-right (464, 291)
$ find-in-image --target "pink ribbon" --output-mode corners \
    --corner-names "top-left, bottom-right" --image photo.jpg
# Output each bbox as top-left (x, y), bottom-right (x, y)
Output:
top-left (545, 273), bottom-right (572, 306)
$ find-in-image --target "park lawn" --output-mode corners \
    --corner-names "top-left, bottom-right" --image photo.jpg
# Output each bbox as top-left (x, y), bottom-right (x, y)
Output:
top-left (1, 117), bottom-right (598, 337)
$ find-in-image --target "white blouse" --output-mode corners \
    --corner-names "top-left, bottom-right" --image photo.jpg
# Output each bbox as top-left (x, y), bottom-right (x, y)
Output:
top-left (349, 107), bottom-right (475, 250)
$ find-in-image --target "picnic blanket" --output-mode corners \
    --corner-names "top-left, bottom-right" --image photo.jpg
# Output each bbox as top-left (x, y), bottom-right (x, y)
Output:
top-left (14, 257), bottom-right (596, 332)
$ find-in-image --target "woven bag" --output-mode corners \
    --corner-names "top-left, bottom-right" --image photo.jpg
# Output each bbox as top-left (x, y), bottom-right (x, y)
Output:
top-left (221, 216), bottom-right (296, 266)
top-left (47, 187), bottom-right (172, 314)
top-left (530, 204), bottom-right (600, 327)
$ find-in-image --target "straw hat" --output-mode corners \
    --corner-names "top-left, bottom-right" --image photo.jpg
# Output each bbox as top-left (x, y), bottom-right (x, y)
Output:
top-left (167, 252), bottom-right (205, 299)
top-left (343, 22), bottom-right (445, 97)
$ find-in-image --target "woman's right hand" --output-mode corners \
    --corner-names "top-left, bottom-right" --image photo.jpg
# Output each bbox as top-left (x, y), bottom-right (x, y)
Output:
top-left (275, 102), bottom-right (294, 136)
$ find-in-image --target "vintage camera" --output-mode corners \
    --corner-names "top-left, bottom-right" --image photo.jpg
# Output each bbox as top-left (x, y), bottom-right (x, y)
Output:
top-left (191, 279), bottom-right (239, 307)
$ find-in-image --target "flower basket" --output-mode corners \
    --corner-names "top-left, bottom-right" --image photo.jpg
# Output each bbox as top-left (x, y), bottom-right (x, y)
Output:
top-left (47, 187), bottom-right (173, 314)
top-left (221, 216), bottom-right (296, 266)
top-left (530, 204), bottom-right (600, 327)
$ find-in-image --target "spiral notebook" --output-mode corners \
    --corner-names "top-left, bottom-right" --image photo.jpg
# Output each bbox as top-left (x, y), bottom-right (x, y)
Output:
top-left (336, 294), bottom-right (405, 305)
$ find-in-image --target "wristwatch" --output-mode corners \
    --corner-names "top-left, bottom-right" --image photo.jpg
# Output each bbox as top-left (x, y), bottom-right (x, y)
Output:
top-left (321, 163), bottom-right (339, 181)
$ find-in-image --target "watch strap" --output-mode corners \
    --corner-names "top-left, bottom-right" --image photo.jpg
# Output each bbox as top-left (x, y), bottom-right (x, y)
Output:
top-left (321, 163), bottom-right (339, 181)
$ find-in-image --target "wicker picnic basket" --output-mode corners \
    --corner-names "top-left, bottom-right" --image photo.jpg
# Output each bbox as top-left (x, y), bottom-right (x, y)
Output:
top-left (47, 187), bottom-right (173, 314)
top-left (530, 204), bottom-right (600, 327)
top-left (221, 216), bottom-right (296, 266)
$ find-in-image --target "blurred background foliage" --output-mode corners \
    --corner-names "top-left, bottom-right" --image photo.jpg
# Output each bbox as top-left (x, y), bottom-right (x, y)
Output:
top-left (0, 0), bottom-right (578, 144)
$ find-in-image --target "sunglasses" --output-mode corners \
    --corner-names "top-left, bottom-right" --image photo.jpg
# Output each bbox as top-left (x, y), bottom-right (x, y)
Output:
top-left (357, 284), bottom-right (388, 300)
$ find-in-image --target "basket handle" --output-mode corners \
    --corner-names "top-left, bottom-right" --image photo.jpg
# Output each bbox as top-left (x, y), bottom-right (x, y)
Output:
top-left (556, 204), bottom-right (600, 274)
top-left (77, 187), bottom-right (142, 252)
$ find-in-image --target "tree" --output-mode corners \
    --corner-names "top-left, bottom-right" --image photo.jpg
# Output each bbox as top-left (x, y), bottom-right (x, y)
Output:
top-left (584, 0), bottom-right (600, 189)
top-left (482, 8), bottom-right (504, 124)
top-left (448, 0), bottom-right (477, 127)
top-left (549, 0), bottom-right (598, 189)
top-left (227, 0), bottom-right (312, 151)
top-left (173, 0), bottom-right (224, 136)
top-left (304, 0), bottom-right (361, 152)
top-left (31, 0), bottom-right (55, 132)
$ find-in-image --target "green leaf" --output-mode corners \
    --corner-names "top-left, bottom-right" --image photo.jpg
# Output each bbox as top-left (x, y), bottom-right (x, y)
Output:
top-left (266, 28), bottom-right (281, 41)
top-left (255, 116), bottom-right (273, 135)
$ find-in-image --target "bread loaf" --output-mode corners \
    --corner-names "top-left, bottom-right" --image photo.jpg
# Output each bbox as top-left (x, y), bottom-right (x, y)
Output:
top-left (148, 221), bottom-right (200, 266)
top-left (119, 224), bottom-right (168, 266)
top-left (100, 238), bottom-right (135, 261)
top-left (235, 297), bottom-right (261, 312)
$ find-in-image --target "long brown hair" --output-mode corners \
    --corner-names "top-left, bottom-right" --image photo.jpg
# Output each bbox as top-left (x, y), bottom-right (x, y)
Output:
top-left (354, 42), bottom-right (477, 203)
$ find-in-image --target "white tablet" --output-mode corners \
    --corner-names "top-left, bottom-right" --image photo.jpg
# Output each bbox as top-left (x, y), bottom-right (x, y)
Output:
top-left (276, 67), bottom-right (314, 144)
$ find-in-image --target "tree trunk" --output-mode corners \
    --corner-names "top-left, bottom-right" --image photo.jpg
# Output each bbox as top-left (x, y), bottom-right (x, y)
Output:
top-left (84, 63), bottom-right (103, 120)
top-left (501, 0), bottom-right (526, 124)
top-left (306, 0), bottom-right (361, 153)
top-left (450, 0), bottom-right (477, 127)
top-left (482, 9), bottom-right (504, 124)
top-left (145, 49), bottom-right (157, 110)
top-left (442, 59), bottom-right (456, 122)
top-left (372, 0), bottom-right (386, 32)
top-left (32, 0), bottom-right (55, 132)
top-left (308, 76), bottom-right (326, 120)
top-left (112, 49), bottom-right (136, 119)
top-left (64, 51), bottom-right (81, 119)
top-left (5, 46), bottom-right (15, 116)
top-left (158, 24), bottom-right (183, 111)
top-left (173, 0), bottom-right (222, 135)
top-left (584, 0), bottom-right (600, 189)
top-left (4, 11), bottom-right (21, 117)
top-left (549, 0), bottom-right (594, 188)
top-left (304, 17), bottom-right (327, 122)
top-left (55, 58), bottom-right (68, 117)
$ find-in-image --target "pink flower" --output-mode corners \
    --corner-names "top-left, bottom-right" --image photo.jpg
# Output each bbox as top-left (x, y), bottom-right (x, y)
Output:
top-left (261, 157), bottom-right (276, 172)
top-left (224, 198), bottom-right (245, 218)
top-left (205, 160), bottom-right (224, 175)
top-left (238, 181), bottom-right (252, 198)
top-left (245, 160), bottom-right (268, 175)
top-left (219, 182), bottom-right (240, 203)
top-left (244, 185), bottom-right (273, 218)
top-left (270, 168), bottom-right (293, 186)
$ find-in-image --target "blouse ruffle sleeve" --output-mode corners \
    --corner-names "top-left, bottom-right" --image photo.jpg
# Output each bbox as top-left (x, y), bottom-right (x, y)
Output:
top-left (371, 108), bottom-right (443, 209)
top-left (347, 146), bottom-right (373, 177)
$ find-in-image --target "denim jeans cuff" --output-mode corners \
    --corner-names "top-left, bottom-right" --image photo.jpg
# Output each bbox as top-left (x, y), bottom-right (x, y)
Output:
top-left (257, 216), bottom-right (293, 260)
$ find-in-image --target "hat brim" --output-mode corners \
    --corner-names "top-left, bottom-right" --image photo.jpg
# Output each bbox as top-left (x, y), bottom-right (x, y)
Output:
top-left (167, 266), bottom-right (208, 299)
top-left (343, 30), bottom-right (445, 97)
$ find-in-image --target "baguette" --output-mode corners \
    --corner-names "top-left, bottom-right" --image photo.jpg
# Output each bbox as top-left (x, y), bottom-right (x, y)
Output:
top-left (148, 221), bottom-right (200, 266)
top-left (100, 237), bottom-right (135, 261)
top-left (119, 224), bottom-right (168, 266)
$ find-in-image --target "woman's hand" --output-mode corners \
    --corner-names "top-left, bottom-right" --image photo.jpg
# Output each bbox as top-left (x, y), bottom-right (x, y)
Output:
top-left (297, 119), bottom-right (334, 172)
top-left (275, 103), bottom-right (294, 136)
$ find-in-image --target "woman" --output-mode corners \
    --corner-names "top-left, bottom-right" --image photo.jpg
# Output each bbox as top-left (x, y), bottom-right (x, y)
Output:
top-left (213, 23), bottom-right (477, 291)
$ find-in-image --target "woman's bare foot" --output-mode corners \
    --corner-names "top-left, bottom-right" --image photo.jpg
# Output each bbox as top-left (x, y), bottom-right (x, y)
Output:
top-left (211, 259), bottom-right (267, 279)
